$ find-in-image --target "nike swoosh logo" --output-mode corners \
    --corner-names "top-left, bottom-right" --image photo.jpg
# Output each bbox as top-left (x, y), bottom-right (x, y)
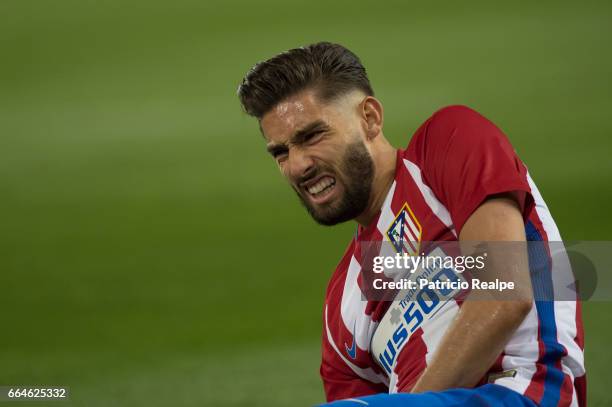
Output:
top-left (344, 321), bottom-right (357, 359)
top-left (324, 306), bottom-right (388, 384)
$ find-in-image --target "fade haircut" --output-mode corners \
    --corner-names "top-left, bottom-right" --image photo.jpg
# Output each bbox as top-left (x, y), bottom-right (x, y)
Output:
top-left (237, 42), bottom-right (374, 120)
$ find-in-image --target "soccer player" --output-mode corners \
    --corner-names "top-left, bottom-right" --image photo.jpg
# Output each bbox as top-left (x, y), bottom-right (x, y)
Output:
top-left (237, 42), bottom-right (585, 406)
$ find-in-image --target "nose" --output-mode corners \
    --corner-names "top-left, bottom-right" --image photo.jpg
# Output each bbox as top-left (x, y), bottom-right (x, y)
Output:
top-left (286, 147), bottom-right (315, 180)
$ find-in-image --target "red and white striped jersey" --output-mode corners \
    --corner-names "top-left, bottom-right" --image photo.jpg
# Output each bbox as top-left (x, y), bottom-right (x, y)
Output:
top-left (320, 105), bottom-right (586, 406)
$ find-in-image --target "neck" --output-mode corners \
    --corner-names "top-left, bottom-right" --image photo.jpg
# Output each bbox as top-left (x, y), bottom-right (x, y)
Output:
top-left (355, 141), bottom-right (397, 227)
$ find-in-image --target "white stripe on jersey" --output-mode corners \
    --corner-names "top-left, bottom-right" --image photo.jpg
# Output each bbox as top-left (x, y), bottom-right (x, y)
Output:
top-left (561, 362), bottom-right (580, 407)
top-left (325, 305), bottom-right (389, 385)
top-left (386, 301), bottom-right (460, 394)
top-left (527, 172), bottom-right (562, 241)
top-left (340, 256), bottom-right (377, 351)
top-left (389, 371), bottom-right (399, 394)
top-left (402, 210), bottom-right (420, 244)
top-left (496, 304), bottom-right (540, 394)
top-left (376, 181), bottom-right (397, 238)
top-left (403, 159), bottom-right (457, 237)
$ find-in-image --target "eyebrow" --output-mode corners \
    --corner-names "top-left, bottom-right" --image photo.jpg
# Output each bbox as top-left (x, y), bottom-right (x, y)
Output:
top-left (266, 120), bottom-right (329, 156)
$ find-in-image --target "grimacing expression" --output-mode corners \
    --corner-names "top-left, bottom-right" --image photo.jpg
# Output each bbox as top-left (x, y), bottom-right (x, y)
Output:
top-left (261, 91), bottom-right (375, 225)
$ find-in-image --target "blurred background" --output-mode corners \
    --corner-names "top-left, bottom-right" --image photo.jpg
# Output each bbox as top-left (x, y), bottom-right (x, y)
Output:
top-left (1, 0), bottom-right (611, 405)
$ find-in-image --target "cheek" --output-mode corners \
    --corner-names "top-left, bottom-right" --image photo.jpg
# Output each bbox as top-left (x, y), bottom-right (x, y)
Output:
top-left (278, 162), bottom-right (291, 180)
top-left (325, 145), bottom-right (347, 168)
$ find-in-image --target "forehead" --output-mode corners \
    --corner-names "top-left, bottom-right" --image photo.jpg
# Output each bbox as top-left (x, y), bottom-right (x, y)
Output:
top-left (260, 90), bottom-right (335, 142)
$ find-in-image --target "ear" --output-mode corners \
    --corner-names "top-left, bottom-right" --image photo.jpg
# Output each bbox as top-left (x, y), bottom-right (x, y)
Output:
top-left (361, 96), bottom-right (384, 140)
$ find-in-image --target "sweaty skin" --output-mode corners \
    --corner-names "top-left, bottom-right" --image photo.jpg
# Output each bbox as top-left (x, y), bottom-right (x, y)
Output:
top-left (261, 89), bottom-right (396, 226)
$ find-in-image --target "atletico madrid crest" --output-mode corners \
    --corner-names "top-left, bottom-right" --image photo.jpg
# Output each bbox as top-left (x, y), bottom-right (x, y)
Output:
top-left (387, 203), bottom-right (422, 255)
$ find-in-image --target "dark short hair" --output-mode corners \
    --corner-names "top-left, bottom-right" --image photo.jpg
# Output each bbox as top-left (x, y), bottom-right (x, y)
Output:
top-left (237, 42), bottom-right (374, 119)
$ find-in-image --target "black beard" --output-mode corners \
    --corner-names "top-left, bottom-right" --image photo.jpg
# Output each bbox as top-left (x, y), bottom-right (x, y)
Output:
top-left (296, 139), bottom-right (375, 226)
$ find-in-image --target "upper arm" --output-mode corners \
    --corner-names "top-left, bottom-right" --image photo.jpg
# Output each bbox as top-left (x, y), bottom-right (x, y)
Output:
top-left (459, 194), bottom-right (526, 242)
top-left (459, 195), bottom-right (533, 303)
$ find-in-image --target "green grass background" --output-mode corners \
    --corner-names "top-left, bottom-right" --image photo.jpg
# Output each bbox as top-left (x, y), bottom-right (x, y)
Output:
top-left (1, 0), bottom-right (611, 405)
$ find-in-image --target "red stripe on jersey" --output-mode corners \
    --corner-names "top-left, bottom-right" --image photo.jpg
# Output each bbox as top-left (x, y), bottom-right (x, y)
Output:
top-left (575, 300), bottom-right (584, 350)
top-left (575, 375), bottom-right (587, 407)
top-left (558, 373), bottom-right (575, 407)
top-left (402, 234), bottom-right (417, 252)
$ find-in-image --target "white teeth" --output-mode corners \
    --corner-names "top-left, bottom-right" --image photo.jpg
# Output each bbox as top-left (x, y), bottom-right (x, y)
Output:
top-left (307, 177), bottom-right (336, 196)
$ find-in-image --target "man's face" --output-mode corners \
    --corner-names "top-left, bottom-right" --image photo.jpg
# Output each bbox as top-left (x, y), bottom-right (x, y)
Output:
top-left (260, 89), bottom-right (374, 225)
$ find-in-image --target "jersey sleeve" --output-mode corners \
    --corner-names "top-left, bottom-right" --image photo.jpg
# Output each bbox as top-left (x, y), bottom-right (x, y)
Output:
top-left (414, 105), bottom-right (534, 235)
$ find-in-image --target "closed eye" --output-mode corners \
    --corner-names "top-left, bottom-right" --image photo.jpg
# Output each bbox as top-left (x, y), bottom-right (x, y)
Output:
top-left (268, 145), bottom-right (288, 158)
top-left (275, 152), bottom-right (288, 163)
top-left (268, 147), bottom-right (288, 164)
top-left (302, 130), bottom-right (324, 144)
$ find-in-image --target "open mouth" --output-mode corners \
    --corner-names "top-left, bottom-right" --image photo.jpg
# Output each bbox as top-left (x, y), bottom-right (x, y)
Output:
top-left (304, 176), bottom-right (337, 202)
